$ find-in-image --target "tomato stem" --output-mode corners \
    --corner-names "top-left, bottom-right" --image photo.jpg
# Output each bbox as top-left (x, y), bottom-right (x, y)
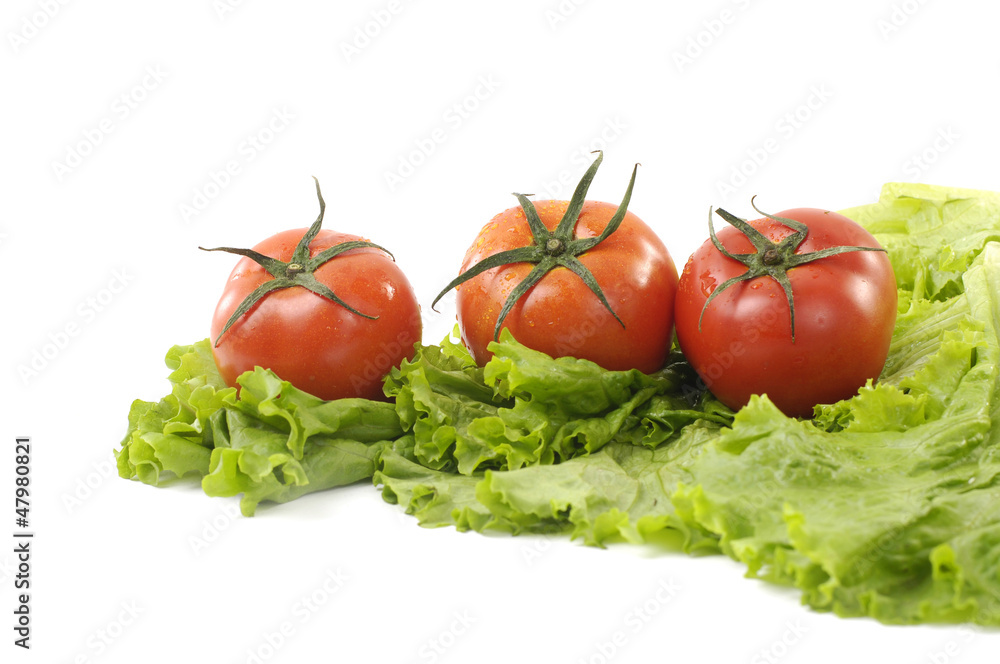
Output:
top-left (431, 150), bottom-right (634, 340)
top-left (200, 177), bottom-right (394, 347)
top-left (700, 197), bottom-right (887, 342)
top-left (761, 248), bottom-right (781, 266)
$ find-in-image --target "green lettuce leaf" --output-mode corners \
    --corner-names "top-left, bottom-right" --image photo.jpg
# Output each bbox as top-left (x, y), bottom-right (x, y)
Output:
top-left (374, 331), bottom-right (732, 543)
top-left (381, 329), bottom-right (727, 476)
top-left (841, 182), bottom-right (1000, 301)
top-left (116, 344), bottom-right (403, 516)
top-left (116, 340), bottom-right (235, 485)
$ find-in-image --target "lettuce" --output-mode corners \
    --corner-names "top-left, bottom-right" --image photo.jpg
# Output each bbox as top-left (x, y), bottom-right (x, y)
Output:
top-left (383, 331), bottom-right (728, 475)
top-left (116, 340), bottom-right (236, 485)
top-left (375, 335), bottom-right (730, 544)
top-left (116, 182), bottom-right (1000, 627)
top-left (376, 183), bottom-right (1000, 626)
top-left (117, 341), bottom-right (403, 516)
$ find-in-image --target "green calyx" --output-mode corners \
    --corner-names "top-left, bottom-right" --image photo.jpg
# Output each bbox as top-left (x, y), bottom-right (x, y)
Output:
top-left (201, 177), bottom-right (392, 347)
top-left (700, 197), bottom-right (887, 342)
top-left (432, 150), bottom-right (637, 341)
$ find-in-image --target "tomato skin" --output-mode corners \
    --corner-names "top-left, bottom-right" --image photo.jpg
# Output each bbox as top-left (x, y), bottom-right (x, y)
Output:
top-left (210, 228), bottom-right (421, 401)
top-left (455, 200), bottom-right (679, 373)
top-left (674, 208), bottom-right (897, 417)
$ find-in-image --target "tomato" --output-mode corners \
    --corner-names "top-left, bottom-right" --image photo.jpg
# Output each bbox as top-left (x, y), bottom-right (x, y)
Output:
top-left (207, 182), bottom-right (421, 401)
top-left (674, 205), bottom-right (897, 417)
top-left (436, 153), bottom-right (678, 373)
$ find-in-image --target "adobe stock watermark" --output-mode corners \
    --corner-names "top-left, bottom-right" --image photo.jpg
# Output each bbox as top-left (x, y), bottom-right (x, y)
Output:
top-left (901, 126), bottom-right (958, 180)
top-left (925, 596), bottom-right (1000, 660)
top-left (349, 314), bottom-right (422, 396)
top-left (672, 0), bottom-right (755, 73)
top-left (241, 568), bottom-right (349, 664)
top-left (714, 83), bottom-right (833, 201)
top-left (925, 628), bottom-right (979, 664)
top-left (576, 578), bottom-right (679, 664)
top-left (729, 477), bottom-right (782, 521)
top-left (383, 75), bottom-right (501, 192)
top-left (520, 533), bottom-right (561, 566)
top-left (61, 452), bottom-right (118, 515)
top-left (178, 106), bottom-right (295, 223)
top-left (213, 0), bottom-right (249, 20)
top-left (51, 65), bottom-right (168, 182)
top-left (544, 0), bottom-right (590, 31)
top-left (340, 0), bottom-right (414, 63)
top-left (876, 0), bottom-right (931, 40)
top-left (534, 117), bottom-right (628, 200)
top-left (17, 268), bottom-right (135, 386)
top-left (547, 282), bottom-right (638, 360)
top-left (749, 619), bottom-right (808, 664)
top-left (189, 501), bottom-right (242, 557)
top-left (679, 291), bottom-right (786, 402)
top-left (65, 600), bottom-right (145, 661)
top-left (415, 610), bottom-right (476, 663)
top-left (7, 0), bottom-right (72, 53)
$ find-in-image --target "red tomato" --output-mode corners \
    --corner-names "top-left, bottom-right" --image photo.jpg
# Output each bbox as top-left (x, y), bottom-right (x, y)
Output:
top-left (210, 227), bottom-right (421, 401)
top-left (455, 200), bottom-right (678, 373)
top-left (674, 207), bottom-right (897, 417)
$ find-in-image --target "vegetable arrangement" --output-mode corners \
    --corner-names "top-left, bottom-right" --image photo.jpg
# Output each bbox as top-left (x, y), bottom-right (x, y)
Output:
top-left (116, 155), bottom-right (1000, 627)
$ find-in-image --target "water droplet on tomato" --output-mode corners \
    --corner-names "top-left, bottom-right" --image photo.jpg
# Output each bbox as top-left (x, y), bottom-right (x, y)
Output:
top-left (699, 271), bottom-right (717, 297)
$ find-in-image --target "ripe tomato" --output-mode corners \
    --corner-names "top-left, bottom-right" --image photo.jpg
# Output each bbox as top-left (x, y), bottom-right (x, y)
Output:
top-left (453, 198), bottom-right (678, 373)
top-left (674, 206), bottom-right (896, 417)
top-left (207, 183), bottom-right (421, 402)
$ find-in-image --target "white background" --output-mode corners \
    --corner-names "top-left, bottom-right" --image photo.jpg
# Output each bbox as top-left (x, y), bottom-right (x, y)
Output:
top-left (3, 0), bottom-right (1000, 662)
